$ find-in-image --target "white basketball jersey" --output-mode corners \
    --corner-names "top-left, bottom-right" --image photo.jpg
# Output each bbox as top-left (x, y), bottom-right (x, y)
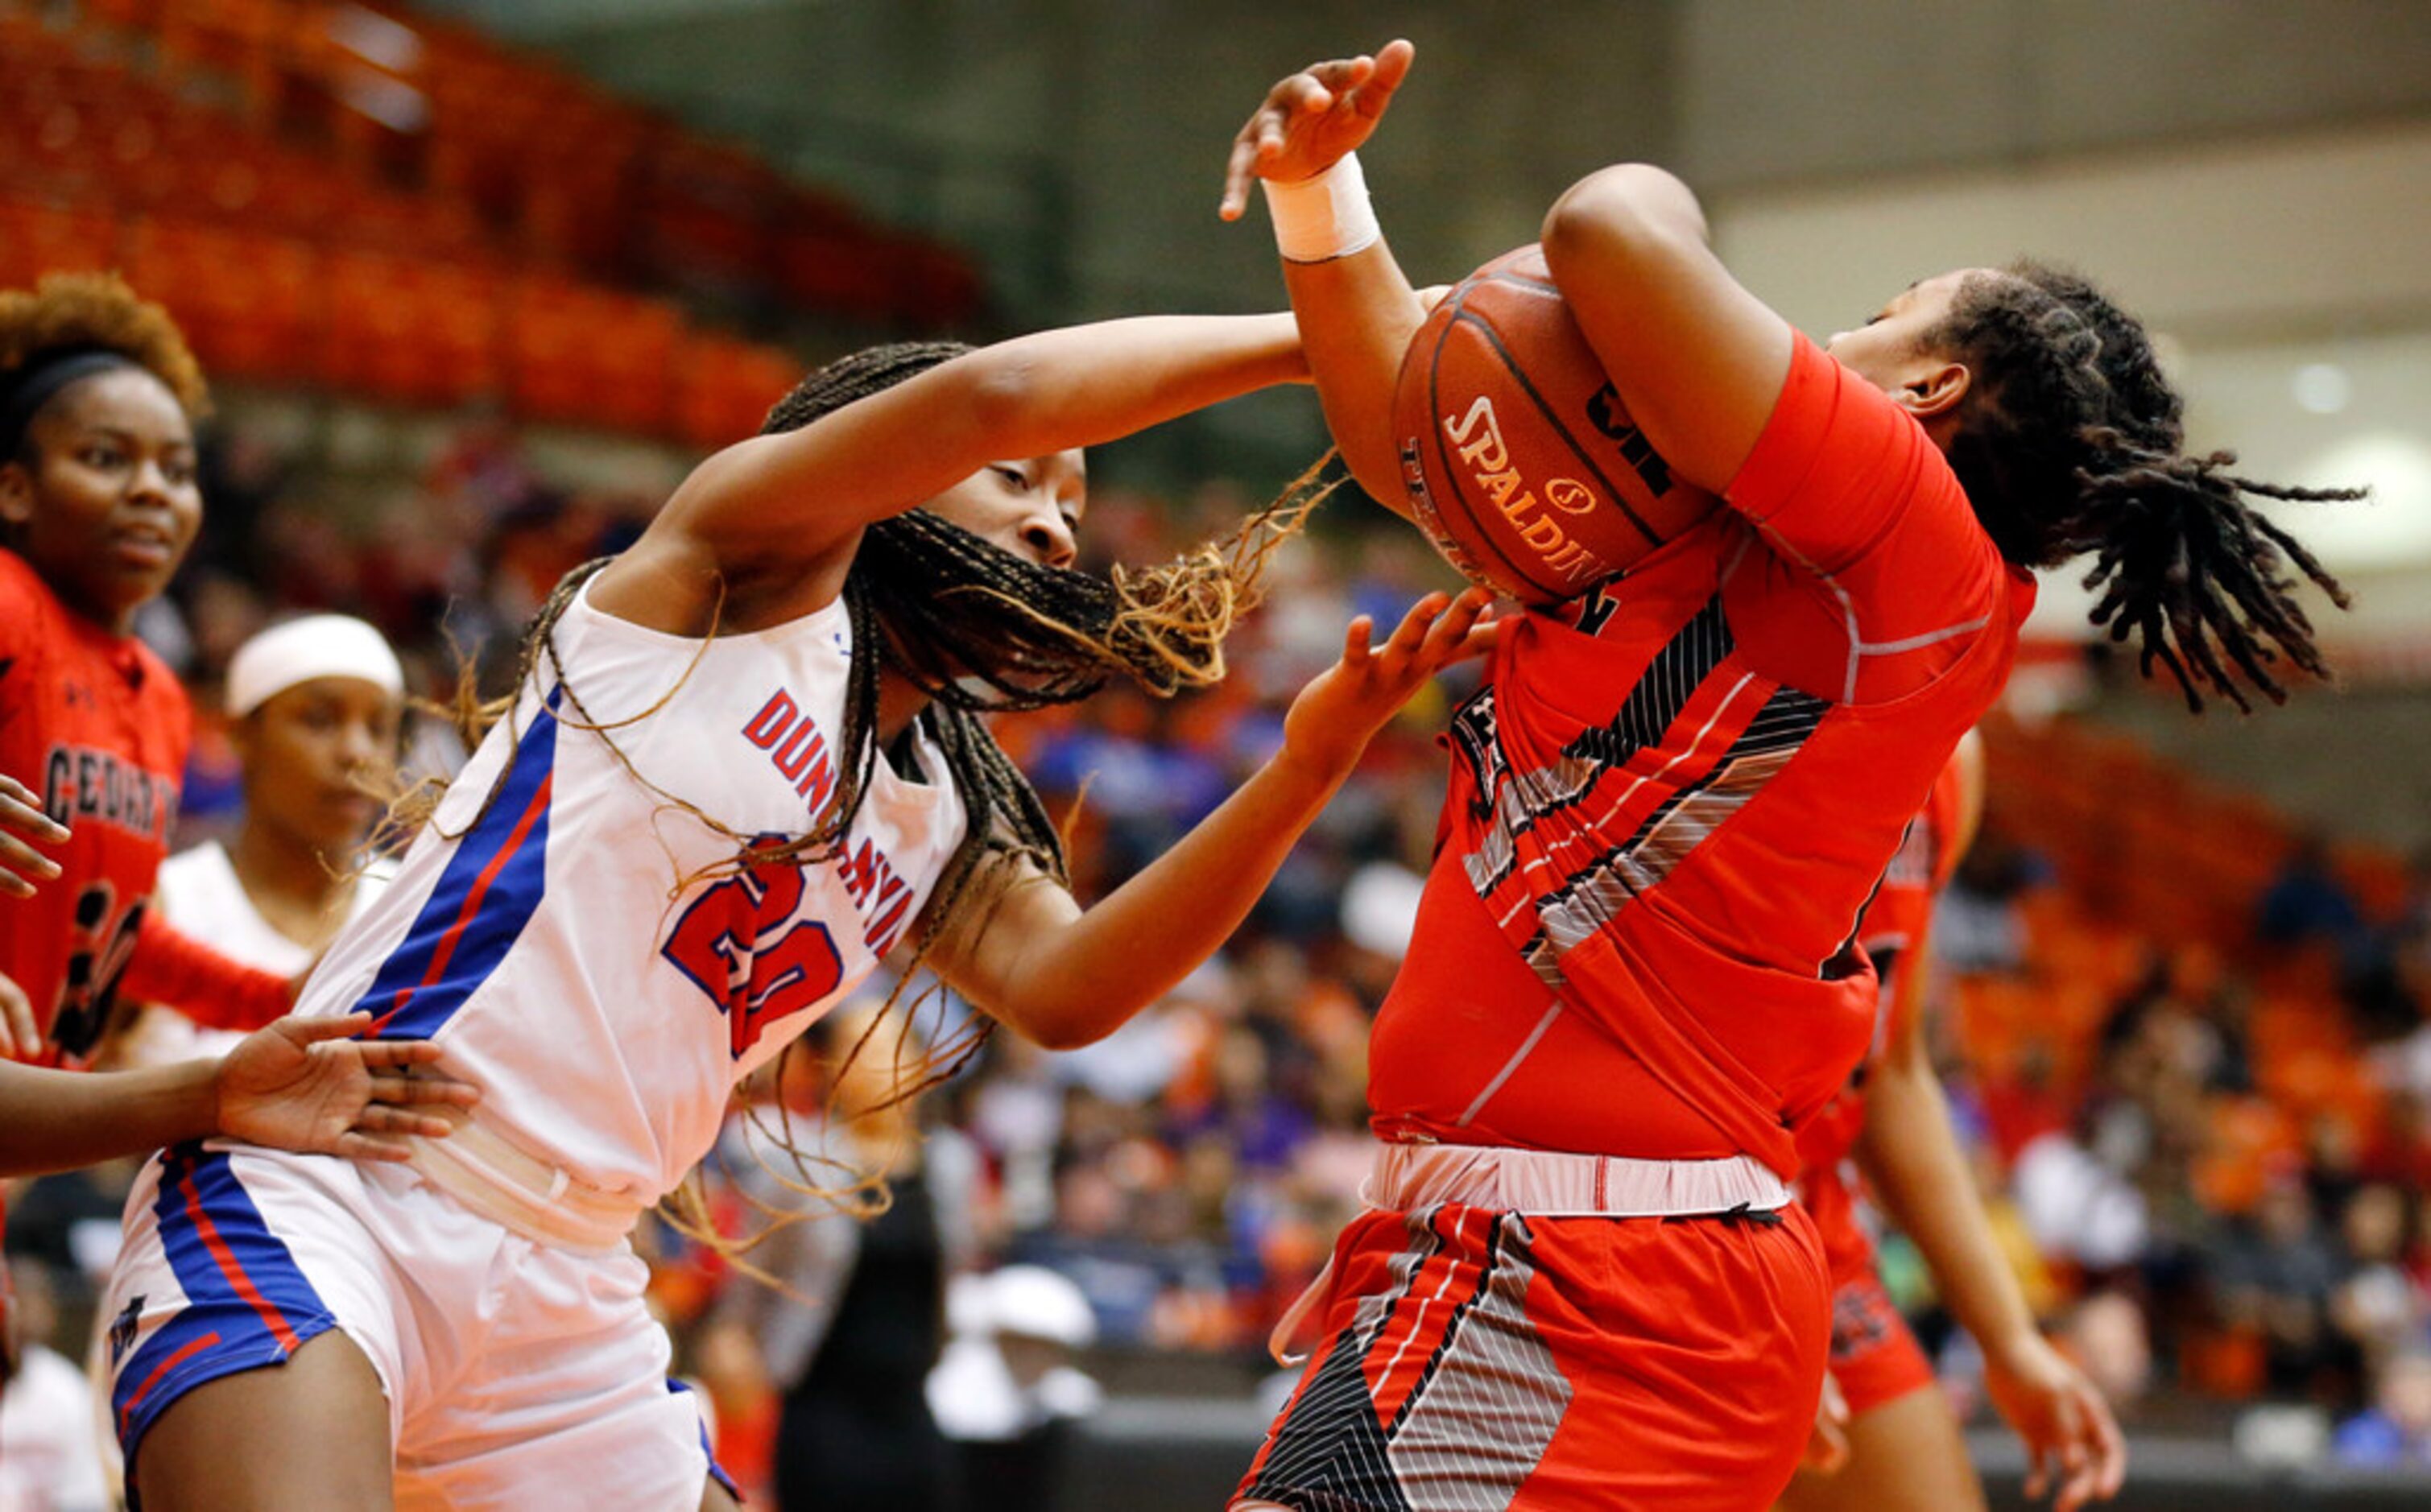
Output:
top-left (296, 576), bottom-right (968, 1202)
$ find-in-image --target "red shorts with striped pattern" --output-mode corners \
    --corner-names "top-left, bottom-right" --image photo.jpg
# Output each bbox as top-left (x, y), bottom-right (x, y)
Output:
top-left (1805, 1163), bottom-right (1934, 1417)
top-left (1234, 1200), bottom-right (1831, 1512)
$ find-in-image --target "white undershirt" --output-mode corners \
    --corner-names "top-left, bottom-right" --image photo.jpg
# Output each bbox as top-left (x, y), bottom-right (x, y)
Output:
top-left (117, 841), bottom-right (390, 1065)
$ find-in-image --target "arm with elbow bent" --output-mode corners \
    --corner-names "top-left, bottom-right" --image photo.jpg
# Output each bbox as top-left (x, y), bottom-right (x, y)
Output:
top-left (1536, 163), bottom-right (1795, 498)
top-left (1220, 43), bottom-right (1795, 522)
top-left (926, 589), bottom-right (1496, 1050)
top-left (1218, 40), bottom-right (1431, 514)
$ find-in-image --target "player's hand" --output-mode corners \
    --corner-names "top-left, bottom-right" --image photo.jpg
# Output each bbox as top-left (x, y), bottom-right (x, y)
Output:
top-left (1985, 1330), bottom-right (2127, 1510)
top-left (0, 969), bottom-right (37, 1062)
top-left (1280, 589), bottom-right (1498, 782)
top-left (1220, 39), bottom-right (1415, 219)
top-left (1799, 1370), bottom-right (1853, 1475)
top-left (215, 1012), bottom-right (481, 1163)
top-left (0, 772), bottom-right (68, 899)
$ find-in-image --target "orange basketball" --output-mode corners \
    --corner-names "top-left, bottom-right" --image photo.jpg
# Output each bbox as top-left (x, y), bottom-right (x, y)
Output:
top-left (1390, 244), bottom-right (1721, 605)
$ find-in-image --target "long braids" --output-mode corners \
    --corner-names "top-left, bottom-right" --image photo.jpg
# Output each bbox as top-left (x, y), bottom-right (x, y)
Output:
top-left (1929, 259), bottom-right (2358, 711)
top-left (759, 341), bottom-right (1323, 985)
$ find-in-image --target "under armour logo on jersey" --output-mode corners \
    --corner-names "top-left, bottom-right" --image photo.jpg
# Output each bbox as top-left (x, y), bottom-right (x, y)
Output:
top-left (108, 1295), bottom-right (146, 1365)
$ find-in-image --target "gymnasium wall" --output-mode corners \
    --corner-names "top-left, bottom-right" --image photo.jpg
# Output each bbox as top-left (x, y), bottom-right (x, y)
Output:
top-left (420, 0), bottom-right (2431, 325)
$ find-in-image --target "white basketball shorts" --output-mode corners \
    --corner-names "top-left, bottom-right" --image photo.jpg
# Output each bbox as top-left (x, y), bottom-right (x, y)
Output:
top-left (97, 1142), bottom-right (734, 1510)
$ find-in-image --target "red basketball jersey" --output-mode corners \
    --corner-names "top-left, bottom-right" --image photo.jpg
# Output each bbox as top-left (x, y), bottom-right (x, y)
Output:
top-left (1369, 334), bottom-right (2035, 1178)
top-left (0, 547), bottom-right (191, 1064)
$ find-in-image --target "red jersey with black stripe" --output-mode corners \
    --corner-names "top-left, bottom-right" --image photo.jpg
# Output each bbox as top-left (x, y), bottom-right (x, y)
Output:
top-left (0, 547), bottom-right (188, 1064)
top-left (1369, 333), bottom-right (2035, 1177)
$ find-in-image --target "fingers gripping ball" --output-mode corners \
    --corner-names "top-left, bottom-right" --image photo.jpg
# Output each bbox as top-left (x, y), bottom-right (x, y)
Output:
top-left (1392, 245), bottom-right (1721, 605)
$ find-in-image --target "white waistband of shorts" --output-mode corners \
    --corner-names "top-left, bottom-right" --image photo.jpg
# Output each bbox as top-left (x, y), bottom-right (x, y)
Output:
top-left (1269, 1141), bottom-right (1793, 1367)
top-left (403, 1112), bottom-right (646, 1251)
top-left (1365, 1141), bottom-right (1792, 1218)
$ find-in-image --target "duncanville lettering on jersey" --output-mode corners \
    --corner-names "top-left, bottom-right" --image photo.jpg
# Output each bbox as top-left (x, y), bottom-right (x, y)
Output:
top-left (41, 745), bottom-right (176, 841)
top-left (1441, 395), bottom-right (1609, 589)
top-left (741, 688), bottom-right (840, 816)
top-left (738, 690), bottom-right (918, 956)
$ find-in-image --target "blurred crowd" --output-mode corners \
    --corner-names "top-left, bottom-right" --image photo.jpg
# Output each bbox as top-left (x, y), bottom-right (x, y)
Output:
top-left (9, 408), bottom-right (2431, 1508)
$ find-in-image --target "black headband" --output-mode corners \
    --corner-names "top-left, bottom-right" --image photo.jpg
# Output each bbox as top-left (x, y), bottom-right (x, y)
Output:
top-left (0, 349), bottom-right (143, 461)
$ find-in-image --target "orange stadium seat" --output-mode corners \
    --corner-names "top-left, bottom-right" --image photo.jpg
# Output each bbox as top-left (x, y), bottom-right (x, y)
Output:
top-left (5, 0), bottom-right (965, 436)
top-left (124, 217), bottom-right (322, 382)
top-left (324, 250), bottom-right (503, 407)
top-left (672, 335), bottom-right (802, 452)
top-left (506, 277), bottom-right (680, 431)
top-left (0, 199), bottom-right (121, 288)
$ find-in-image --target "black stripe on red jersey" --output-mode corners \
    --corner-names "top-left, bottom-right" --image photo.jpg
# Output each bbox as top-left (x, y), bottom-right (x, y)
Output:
top-left (1509, 684), bottom-right (1829, 980)
top-left (1464, 595), bottom-right (1739, 899)
top-left (1446, 685), bottom-right (1503, 823)
top-left (1246, 1212), bottom-right (1449, 1511)
top-left (1564, 595), bottom-right (1733, 769)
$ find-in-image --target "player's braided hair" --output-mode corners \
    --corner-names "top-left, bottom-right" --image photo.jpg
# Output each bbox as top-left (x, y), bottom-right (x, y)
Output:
top-left (1926, 259), bottom-right (2357, 712)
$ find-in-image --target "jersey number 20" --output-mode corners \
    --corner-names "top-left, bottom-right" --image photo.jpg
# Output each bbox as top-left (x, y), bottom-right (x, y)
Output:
top-left (661, 838), bottom-right (843, 1059)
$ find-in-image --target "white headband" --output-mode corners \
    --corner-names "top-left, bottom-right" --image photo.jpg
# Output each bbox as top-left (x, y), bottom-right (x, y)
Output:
top-left (225, 614), bottom-right (405, 717)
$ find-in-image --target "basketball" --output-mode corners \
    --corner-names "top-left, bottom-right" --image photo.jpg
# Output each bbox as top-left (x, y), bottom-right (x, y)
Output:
top-left (1391, 244), bottom-right (1722, 605)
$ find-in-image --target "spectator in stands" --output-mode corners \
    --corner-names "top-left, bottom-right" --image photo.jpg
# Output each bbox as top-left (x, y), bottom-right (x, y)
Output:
top-left (1934, 828), bottom-right (2048, 973)
top-left (2216, 1175), bottom-right (2345, 1398)
top-left (709, 1002), bottom-right (982, 1512)
top-left (2062, 1290), bottom-right (2154, 1423)
top-left (2014, 1097), bottom-right (2153, 1279)
top-left (2333, 1184), bottom-right (2425, 1372)
top-left (928, 1265), bottom-right (1104, 1512)
top-left (113, 613), bottom-right (404, 1067)
top-left (2334, 1348), bottom-right (2431, 1468)
top-left (0, 1259), bottom-right (109, 1512)
top-left (2257, 828), bottom-right (2366, 950)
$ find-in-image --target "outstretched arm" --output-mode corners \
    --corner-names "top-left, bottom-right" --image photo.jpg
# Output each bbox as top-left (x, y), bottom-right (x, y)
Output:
top-left (655, 314), bottom-right (1307, 572)
top-left (1220, 40), bottom-right (1428, 515)
top-left (926, 590), bottom-right (1496, 1048)
top-left (0, 1014), bottom-right (478, 1176)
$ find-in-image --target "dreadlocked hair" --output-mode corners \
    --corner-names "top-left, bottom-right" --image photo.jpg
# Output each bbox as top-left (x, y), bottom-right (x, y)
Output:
top-left (1927, 258), bottom-right (2359, 712)
top-left (0, 272), bottom-right (209, 440)
top-left (387, 337), bottom-right (1333, 1251)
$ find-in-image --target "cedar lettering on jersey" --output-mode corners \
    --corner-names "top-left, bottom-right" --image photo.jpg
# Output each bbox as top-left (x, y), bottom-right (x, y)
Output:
top-left (0, 549), bottom-right (191, 1063)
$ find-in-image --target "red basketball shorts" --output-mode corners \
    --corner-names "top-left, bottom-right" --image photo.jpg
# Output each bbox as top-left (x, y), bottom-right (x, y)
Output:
top-left (1802, 1159), bottom-right (1934, 1418)
top-left (1821, 1244), bottom-right (1933, 1418)
top-left (1234, 1200), bottom-right (1831, 1511)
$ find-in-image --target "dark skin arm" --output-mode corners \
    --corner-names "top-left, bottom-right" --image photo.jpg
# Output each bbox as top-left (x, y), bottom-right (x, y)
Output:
top-left (1850, 737), bottom-right (2124, 1512)
top-left (591, 314), bottom-right (1307, 636)
top-left (924, 591), bottom-right (1497, 1049)
top-left (0, 1013), bottom-right (478, 1176)
top-left (1220, 39), bottom-right (1796, 505)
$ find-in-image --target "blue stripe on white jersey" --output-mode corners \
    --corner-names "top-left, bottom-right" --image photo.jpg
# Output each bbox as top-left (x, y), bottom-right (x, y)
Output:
top-left (358, 690), bottom-right (561, 1040)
